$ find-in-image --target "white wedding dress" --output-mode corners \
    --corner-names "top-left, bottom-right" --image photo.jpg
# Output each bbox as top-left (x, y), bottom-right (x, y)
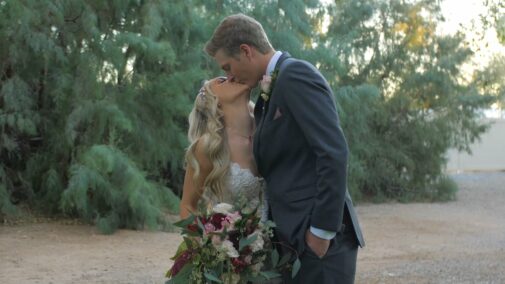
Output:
top-left (202, 162), bottom-right (268, 221)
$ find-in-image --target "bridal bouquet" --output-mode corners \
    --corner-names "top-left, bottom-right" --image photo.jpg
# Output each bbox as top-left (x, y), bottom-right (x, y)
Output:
top-left (166, 202), bottom-right (300, 284)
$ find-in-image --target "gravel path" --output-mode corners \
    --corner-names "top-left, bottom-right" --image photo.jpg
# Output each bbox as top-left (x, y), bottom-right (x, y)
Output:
top-left (1, 172), bottom-right (504, 283)
top-left (355, 172), bottom-right (505, 284)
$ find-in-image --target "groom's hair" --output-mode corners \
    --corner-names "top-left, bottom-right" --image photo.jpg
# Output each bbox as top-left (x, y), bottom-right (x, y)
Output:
top-left (205, 13), bottom-right (273, 57)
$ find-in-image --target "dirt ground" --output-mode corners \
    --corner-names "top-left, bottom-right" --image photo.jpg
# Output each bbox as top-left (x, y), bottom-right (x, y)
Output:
top-left (1, 172), bottom-right (504, 284)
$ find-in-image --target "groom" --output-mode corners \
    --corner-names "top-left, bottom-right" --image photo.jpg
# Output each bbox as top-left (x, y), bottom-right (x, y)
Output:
top-left (205, 14), bottom-right (365, 283)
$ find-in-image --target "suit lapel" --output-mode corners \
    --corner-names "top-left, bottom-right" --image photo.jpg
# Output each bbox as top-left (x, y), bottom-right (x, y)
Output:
top-left (253, 52), bottom-right (291, 122)
top-left (253, 97), bottom-right (263, 126)
top-left (253, 52), bottom-right (291, 173)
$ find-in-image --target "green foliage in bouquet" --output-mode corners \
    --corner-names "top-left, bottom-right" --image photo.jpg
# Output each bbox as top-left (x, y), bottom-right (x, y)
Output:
top-left (166, 202), bottom-right (300, 284)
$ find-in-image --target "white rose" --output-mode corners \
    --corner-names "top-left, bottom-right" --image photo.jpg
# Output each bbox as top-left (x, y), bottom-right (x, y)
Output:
top-left (221, 240), bottom-right (239, 258)
top-left (212, 203), bottom-right (234, 214)
top-left (250, 231), bottom-right (265, 253)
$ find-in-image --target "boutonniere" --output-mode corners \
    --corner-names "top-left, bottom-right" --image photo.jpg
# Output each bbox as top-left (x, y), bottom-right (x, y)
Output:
top-left (259, 70), bottom-right (278, 102)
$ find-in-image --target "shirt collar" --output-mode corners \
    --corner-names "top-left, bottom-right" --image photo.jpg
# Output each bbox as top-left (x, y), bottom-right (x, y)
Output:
top-left (265, 51), bottom-right (283, 76)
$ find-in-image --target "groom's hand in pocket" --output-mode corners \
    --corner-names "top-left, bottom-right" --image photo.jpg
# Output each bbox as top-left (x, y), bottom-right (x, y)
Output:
top-left (305, 230), bottom-right (330, 258)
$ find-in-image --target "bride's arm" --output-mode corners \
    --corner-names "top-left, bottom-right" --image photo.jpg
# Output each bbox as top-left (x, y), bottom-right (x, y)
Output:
top-left (180, 141), bottom-right (212, 219)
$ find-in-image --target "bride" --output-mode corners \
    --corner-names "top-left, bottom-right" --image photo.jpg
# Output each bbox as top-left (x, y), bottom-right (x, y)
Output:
top-left (179, 77), bottom-right (265, 219)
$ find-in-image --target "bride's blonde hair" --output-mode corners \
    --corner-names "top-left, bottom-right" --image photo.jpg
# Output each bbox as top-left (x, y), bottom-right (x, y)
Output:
top-left (185, 81), bottom-right (230, 200)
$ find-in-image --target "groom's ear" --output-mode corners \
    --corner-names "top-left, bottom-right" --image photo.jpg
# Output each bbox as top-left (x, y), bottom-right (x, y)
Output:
top-left (239, 44), bottom-right (254, 60)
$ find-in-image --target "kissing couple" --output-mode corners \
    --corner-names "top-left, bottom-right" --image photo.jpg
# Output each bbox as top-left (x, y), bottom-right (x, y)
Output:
top-left (179, 13), bottom-right (365, 284)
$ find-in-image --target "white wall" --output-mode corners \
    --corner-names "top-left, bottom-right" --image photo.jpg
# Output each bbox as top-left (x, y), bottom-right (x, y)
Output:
top-left (446, 119), bottom-right (505, 172)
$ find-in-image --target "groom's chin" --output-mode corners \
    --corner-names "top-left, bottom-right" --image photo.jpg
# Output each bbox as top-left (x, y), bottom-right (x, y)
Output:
top-left (242, 81), bottom-right (256, 89)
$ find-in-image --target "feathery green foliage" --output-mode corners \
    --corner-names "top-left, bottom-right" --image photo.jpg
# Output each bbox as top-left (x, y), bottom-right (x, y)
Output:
top-left (0, 0), bottom-right (503, 229)
top-left (0, 0), bottom-right (204, 230)
top-left (61, 145), bottom-right (178, 233)
top-left (318, 0), bottom-right (500, 201)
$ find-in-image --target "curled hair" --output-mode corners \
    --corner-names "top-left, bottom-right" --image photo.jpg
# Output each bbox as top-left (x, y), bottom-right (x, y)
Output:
top-left (185, 82), bottom-right (230, 201)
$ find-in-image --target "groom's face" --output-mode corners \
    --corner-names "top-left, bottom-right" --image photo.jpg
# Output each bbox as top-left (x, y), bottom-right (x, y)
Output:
top-left (214, 47), bottom-right (260, 89)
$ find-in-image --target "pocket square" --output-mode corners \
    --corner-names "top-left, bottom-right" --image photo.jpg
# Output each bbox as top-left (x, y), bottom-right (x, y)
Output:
top-left (273, 107), bottom-right (283, 120)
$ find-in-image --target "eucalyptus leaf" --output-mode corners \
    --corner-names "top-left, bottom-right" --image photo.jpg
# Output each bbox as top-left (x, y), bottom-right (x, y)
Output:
top-left (197, 217), bottom-right (205, 232)
top-left (260, 270), bottom-right (282, 279)
top-left (170, 241), bottom-right (188, 261)
top-left (243, 275), bottom-right (267, 283)
top-left (291, 258), bottom-right (301, 278)
top-left (271, 248), bottom-right (279, 267)
top-left (204, 271), bottom-right (223, 283)
top-left (173, 215), bottom-right (195, 228)
top-left (239, 234), bottom-right (258, 251)
top-left (182, 230), bottom-right (200, 237)
top-left (278, 252), bottom-right (291, 267)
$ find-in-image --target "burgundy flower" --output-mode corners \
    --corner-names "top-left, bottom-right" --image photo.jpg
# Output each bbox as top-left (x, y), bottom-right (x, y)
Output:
top-left (232, 257), bottom-right (247, 273)
top-left (186, 223), bottom-right (198, 233)
top-left (170, 250), bottom-right (194, 276)
top-left (209, 213), bottom-right (226, 230)
top-left (200, 216), bottom-right (208, 225)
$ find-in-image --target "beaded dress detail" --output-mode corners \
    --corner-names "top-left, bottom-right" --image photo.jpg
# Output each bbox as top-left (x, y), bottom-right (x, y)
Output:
top-left (201, 163), bottom-right (268, 221)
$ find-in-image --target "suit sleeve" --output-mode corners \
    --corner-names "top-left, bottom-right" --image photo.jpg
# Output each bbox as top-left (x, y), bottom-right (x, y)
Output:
top-left (276, 60), bottom-right (349, 232)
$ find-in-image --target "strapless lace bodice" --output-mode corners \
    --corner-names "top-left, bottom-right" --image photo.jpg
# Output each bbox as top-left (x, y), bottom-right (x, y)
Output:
top-left (227, 163), bottom-right (264, 209)
top-left (201, 163), bottom-right (267, 220)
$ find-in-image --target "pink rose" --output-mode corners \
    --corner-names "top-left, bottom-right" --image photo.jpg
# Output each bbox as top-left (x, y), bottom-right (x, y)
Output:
top-left (204, 223), bottom-right (216, 234)
top-left (223, 211), bottom-right (242, 230)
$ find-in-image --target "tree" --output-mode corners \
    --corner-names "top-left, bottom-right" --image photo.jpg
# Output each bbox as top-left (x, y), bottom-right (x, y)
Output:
top-left (0, 0), bottom-right (212, 232)
top-left (0, 0), bottom-right (501, 231)
top-left (483, 0), bottom-right (505, 44)
top-left (316, 0), bottom-right (498, 201)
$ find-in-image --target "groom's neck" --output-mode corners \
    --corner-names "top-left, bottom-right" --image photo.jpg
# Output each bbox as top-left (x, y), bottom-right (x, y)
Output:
top-left (259, 49), bottom-right (276, 74)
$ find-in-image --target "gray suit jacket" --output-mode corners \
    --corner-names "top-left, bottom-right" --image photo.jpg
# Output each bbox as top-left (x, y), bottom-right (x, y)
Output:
top-left (253, 52), bottom-right (365, 254)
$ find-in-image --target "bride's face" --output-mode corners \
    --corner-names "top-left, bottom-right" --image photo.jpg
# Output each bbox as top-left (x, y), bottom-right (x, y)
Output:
top-left (208, 77), bottom-right (250, 102)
